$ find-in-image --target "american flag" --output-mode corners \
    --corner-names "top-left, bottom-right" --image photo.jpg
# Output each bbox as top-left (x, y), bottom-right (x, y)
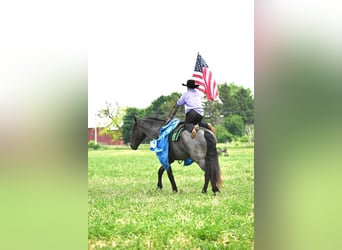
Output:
top-left (192, 53), bottom-right (221, 102)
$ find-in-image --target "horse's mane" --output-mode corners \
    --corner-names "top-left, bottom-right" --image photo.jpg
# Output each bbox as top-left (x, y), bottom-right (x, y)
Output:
top-left (144, 117), bottom-right (166, 122)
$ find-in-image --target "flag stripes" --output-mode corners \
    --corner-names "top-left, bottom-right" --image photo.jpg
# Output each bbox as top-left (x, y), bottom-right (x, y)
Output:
top-left (192, 53), bottom-right (220, 101)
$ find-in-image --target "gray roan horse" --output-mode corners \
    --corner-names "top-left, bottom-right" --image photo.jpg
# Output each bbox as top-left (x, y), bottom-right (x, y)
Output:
top-left (130, 117), bottom-right (222, 195)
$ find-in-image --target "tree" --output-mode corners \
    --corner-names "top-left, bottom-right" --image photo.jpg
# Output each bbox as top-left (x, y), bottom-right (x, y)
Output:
top-left (245, 124), bottom-right (254, 144)
top-left (144, 92), bottom-right (182, 119)
top-left (121, 107), bottom-right (145, 143)
top-left (224, 114), bottom-right (244, 137)
top-left (234, 88), bottom-right (254, 124)
top-left (218, 82), bottom-right (254, 125)
top-left (202, 96), bottom-right (223, 125)
top-left (218, 82), bottom-right (239, 117)
top-left (97, 101), bottom-right (126, 141)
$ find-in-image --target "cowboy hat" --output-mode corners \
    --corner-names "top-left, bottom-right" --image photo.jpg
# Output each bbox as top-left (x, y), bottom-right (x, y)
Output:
top-left (182, 79), bottom-right (200, 88)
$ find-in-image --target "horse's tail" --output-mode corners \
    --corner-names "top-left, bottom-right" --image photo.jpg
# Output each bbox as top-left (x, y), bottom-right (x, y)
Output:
top-left (204, 130), bottom-right (222, 189)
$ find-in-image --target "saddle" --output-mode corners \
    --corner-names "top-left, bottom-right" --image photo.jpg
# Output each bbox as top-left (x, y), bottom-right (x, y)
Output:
top-left (167, 121), bottom-right (194, 166)
top-left (169, 122), bottom-right (212, 141)
top-left (169, 122), bottom-right (185, 142)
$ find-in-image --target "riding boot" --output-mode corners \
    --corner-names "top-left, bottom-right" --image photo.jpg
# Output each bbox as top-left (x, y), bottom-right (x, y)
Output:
top-left (191, 124), bottom-right (199, 138)
top-left (208, 123), bottom-right (216, 134)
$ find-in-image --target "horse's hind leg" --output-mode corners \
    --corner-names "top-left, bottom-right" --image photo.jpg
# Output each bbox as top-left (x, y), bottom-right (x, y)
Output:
top-left (201, 172), bottom-right (210, 193)
top-left (166, 166), bottom-right (178, 193)
top-left (210, 178), bottom-right (220, 195)
top-left (157, 166), bottom-right (164, 190)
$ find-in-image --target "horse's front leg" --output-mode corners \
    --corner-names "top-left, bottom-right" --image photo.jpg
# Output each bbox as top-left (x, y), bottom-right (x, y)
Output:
top-left (157, 166), bottom-right (165, 190)
top-left (166, 166), bottom-right (178, 193)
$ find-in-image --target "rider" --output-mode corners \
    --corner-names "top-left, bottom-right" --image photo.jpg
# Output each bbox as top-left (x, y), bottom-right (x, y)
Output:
top-left (177, 79), bottom-right (216, 138)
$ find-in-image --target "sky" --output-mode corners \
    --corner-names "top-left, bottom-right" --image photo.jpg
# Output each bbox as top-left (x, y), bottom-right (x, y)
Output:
top-left (88, 0), bottom-right (254, 127)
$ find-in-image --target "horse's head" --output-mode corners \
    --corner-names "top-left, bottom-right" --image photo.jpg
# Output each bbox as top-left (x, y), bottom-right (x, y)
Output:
top-left (130, 117), bottom-right (147, 150)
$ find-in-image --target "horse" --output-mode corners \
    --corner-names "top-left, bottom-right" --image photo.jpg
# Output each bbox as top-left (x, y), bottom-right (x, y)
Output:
top-left (130, 117), bottom-right (222, 195)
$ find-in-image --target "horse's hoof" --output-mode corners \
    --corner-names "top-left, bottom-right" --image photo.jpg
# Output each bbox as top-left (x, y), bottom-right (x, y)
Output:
top-left (156, 186), bottom-right (162, 191)
top-left (201, 190), bottom-right (207, 194)
top-left (212, 187), bottom-right (220, 194)
top-left (172, 190), bottom-right (178, 194)
top-left (213, 190), bottom-right (220, 196)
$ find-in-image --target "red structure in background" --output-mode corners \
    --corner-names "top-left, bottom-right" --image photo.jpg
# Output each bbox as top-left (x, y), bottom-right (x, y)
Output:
top-left (88, 127), bottom-right (124, 146)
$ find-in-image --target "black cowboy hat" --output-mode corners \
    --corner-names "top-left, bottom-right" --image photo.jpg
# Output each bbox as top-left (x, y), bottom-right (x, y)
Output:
top-left (182, 79), bottom-right (200, 88)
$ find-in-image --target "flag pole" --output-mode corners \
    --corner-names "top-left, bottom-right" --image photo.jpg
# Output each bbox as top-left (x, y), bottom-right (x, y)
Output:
top-left (164, 103), bottom-right (179, 125)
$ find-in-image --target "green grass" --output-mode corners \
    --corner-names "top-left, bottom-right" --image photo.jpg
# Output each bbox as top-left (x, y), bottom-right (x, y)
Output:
top-left (88, 145), bottom-right (254, 249)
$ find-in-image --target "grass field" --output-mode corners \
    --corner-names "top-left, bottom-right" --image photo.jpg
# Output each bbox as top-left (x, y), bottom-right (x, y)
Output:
top-left (88, 144), bottom-right (254, 249)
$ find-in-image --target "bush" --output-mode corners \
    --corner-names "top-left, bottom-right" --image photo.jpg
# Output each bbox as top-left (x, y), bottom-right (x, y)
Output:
top-left (215, 125), bottom-right (233, 143)
top-left (224, 115), bottom-right (244, 137)
top-left (88, 140), bottom-right (95, 148)
top-left (240, 135), bottom-right (249, 143)
top-left (88, 140), bottom-right (101, 150)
